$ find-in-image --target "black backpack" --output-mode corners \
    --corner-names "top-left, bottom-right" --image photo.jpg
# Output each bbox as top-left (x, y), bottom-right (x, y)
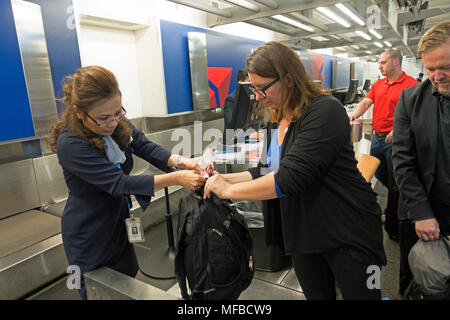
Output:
top-left (174, 189), bottom-right (254, 300)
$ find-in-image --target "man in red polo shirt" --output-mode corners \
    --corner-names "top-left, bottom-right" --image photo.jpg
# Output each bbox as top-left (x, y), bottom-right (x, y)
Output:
top-left (350, 49), bottom-right (418, 241)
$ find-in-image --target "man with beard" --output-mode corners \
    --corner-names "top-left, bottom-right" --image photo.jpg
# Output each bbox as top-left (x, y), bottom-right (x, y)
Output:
top-left (392, 20), bottom-right (450, 298)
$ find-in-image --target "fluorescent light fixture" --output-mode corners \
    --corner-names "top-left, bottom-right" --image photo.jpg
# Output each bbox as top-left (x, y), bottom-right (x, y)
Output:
top-left (335, 3), bottom-right (365, 26)
top-left (374, 41), bottom-right (383, 48)
top-left (365, 50), bottom-right (372, 54)
top-left (330, 34), bottom-right (341, 40)
top-left (311, 36), bottom-right (329, 41)
top-left (368, 29), bottom-right (383, 39)
top-left (355, 30), bottom-right (371, 40)
top-left (224, 0), bottom-right (260, 11)
top-left (335, 47), bottom-right (346, 51)
top-left (316, 7), bottom-right (351, 28)
top-left (272, 15), bottom-right (314, 32)
top-left (384, 41), bottom-right (392, 47)
top-left (351, 45), bottom-right (360, 49)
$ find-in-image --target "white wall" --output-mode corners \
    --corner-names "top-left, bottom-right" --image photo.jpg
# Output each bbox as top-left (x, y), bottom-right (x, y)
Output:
top-left (403, 57), bottom-right (424, 80)
top-left (73, 0), bottom-right (281, 118)
top-left (77, 24), bottom-right (143, 118)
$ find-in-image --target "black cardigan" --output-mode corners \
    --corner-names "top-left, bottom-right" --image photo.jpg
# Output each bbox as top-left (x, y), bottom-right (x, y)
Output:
top-left (249, 95), bottom-right (387, 266)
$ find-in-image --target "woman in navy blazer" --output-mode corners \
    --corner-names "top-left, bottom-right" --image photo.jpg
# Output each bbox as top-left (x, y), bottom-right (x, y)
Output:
top-left (204, 42), bottom-right (386, 300)
top-left (49, 66), bottom-right (206, 299)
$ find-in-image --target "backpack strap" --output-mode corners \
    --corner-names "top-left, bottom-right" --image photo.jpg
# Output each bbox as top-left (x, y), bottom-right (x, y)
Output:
top-left (174, 203), bottom-right (191, 300)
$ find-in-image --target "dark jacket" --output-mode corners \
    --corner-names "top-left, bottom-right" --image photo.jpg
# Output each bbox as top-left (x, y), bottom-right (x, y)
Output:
top-left (223, 91), bottom-right (236, 131)
top-left (249, 96), bottom-right (386, 266)
top-left (56, 124), bottom-right (171, 276)
top-left (392, 80), bottom-right (440, 222)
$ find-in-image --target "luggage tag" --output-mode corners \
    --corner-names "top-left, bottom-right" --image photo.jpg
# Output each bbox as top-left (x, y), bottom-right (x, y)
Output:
top-left (125, 216), bottom-right (145, 243)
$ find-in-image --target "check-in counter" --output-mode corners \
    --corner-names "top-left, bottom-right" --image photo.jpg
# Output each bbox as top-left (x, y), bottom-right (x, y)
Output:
top-left (0, 109), bottom-right (224, 299)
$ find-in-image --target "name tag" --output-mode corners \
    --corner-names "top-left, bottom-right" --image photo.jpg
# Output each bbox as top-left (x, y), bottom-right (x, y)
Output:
top-left (125, 217), bottom-right (145, 243)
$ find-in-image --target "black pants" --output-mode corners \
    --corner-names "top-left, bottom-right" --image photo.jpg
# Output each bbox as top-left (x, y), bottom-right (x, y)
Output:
top-left (291, 250), bottom-right (381, 300)
top-left (398, 203), bottom-right (450, 296)
top-left (385, 155), bottom-right (399, 239)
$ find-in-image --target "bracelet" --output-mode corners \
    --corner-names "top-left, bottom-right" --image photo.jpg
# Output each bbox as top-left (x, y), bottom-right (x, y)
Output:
top-left (176, 155), bottom-right (182, 169)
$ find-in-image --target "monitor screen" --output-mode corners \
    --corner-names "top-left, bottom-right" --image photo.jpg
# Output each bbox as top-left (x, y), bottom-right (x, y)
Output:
top-left (344, 79), bottom-right (359, 104)
top-left (223, 83), bottom-right (262, 145)
top-left (362, 79), bottom-right (371, 91)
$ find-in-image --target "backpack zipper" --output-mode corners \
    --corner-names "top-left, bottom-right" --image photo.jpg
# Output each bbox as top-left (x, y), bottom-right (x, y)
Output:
top-left (212, 228), bottom-right (223, 237)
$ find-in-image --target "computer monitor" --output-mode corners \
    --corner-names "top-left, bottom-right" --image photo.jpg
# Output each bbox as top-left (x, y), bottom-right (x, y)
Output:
top-left (222, 83), bottom-right (262, 145)
top-left (362, 79), bottom-right (371, 91)
top-left (344, 79), bottom-right (359, 104)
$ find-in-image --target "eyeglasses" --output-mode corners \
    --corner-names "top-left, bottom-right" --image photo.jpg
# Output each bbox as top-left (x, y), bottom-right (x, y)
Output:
top-left (249, 78), bottom-right (279, 98)
top-left (84, 106), bottom-right (127, 128)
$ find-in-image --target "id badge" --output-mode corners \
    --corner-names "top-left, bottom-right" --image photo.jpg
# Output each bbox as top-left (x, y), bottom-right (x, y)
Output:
top-left (125, 217), bottom-right (145, 243)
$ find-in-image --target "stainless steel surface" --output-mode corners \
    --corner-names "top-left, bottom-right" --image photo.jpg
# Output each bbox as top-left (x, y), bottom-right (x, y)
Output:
top-left (143, 109), bottom-right (223, 133)
top-left (33, 154), bottom-right (68, 206)
top-left (11, 0), bottom-right (58, 139)
top-left (350, 119), bottom-right (363, 143)
top-left (0, 234), bottom-right (67, 300)
top-left (187, 32), bottom-right (210, 110)
top-left (85, 267), bottom-right (179, 300)
top-left (0, 210), bottom-right (61, 259)
top-left (0, 159), bottom-right (41, 220)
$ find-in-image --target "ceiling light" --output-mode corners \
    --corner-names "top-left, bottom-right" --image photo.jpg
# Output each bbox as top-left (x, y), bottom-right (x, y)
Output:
top-left (365, 50), bottom-right (372, 54)
top-left (384, 41), bottom-right (392, 47)
top-left (272, 15), bottom-right (315, 32)
top-left (316, 7), bottom-right (351, 28)
top-left (368, 29), bottom-right (383, 39)
top-left (374, 42), bottom-right (383, 48)
top-left (335, 47), bottom-right (346, 51)
top-left (355, 30), bottom-right (371, 40)
top-left (224, 0), bottom-right (260, 11)
top-left (330, 35), bottom-right (341, 40)
top-left (351, 45), bottom-right (360, 49)
top-left (335, 3), bottom-right (365, 26)
top-left (311, 36), bottom-right (329, 41)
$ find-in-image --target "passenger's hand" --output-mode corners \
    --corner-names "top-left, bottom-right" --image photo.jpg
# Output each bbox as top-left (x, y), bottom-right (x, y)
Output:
top-left (415, 218), bottom-right (440, 241)
top-left (385, 131), bottom-right (393, 143)
top-left (177, 170), bottom-right (206, 191)
top-left (203, 173), bottom-right (229, 199)
top-left (348, 114), bottom-right (356, 121)
top-left (204, 163), bottom-right (215, 176)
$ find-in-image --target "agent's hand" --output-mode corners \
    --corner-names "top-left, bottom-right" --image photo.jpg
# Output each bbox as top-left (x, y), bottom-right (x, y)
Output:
top-left (179, 157), bottom-right (202, 175)
top-left (204, 172), bottom-right (229, 199)
top-left (348, 114), bottom-right (357, 122)
top-left (415, 218), bottom-right (440, 241)
top-left (385, 131), bottom-right (393, 143)
top-left (177, 170), bottom-right (206, 191)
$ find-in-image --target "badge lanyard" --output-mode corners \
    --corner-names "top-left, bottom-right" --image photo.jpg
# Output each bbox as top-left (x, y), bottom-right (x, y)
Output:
top-left (117, 163), bottom-right (145, 243)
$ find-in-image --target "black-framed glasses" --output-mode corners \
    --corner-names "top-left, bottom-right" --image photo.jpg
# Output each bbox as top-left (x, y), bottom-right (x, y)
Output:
top-left (84, 106), bottom-right (127, 128)
top-left (249, 78), bottom-right (279, 98)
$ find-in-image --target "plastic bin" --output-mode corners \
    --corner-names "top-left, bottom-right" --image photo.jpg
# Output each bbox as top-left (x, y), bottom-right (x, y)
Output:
top-left (233, 200), bottom-right (291, 272)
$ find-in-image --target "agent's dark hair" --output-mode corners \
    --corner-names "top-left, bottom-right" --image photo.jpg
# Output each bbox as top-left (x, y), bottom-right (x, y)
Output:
top-left (246, 41), bottom-right (326, 123)
top-left (237, 69), bottom-right (248, 82)
top-left (48, 65), bottom-right (132, 152)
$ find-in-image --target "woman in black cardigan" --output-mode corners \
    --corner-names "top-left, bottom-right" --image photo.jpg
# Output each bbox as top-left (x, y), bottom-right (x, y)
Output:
top-left (204, 42), bottom-right (386, 300)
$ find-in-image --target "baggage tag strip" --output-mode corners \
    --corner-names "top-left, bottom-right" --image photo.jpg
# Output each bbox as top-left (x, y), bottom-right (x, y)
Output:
top-left (125, 216), bottom-right (145, 243)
